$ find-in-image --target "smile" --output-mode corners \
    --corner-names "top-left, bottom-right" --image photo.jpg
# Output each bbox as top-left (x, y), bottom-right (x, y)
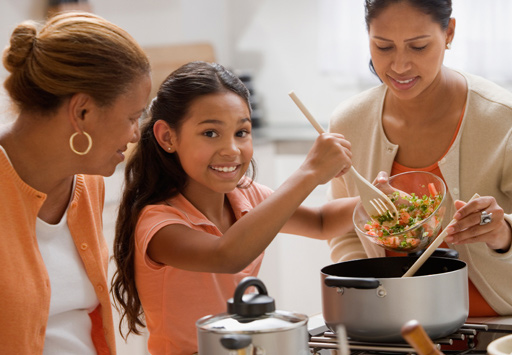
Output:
top-left (388, 75), bottom-right (418, 91)
top-left (210, 165), bottom-right (238, 173)
top-left (395, 78), bottom-right (414, 84)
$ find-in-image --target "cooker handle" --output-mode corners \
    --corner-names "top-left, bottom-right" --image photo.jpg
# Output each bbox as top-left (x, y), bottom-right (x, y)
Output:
top-left (324, 276), bottom-right (380, 289)
top-left (220, 334), bottom-right (252, 350)
top-left (227, 276), bottom-right (276, 317)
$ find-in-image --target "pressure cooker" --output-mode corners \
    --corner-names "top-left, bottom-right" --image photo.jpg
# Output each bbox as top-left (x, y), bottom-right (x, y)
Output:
top-left (196, 277), bottom-right (310, 354)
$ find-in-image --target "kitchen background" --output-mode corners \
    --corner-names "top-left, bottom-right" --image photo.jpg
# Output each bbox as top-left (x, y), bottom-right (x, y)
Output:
top-left (1, 0), bottom-right (511, 353)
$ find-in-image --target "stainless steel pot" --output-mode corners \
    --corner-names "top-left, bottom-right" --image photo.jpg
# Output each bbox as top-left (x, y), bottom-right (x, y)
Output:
top-left (196, 277), bottom-right (310, 354)
top-left (321, 253), bottom-right (468, 342)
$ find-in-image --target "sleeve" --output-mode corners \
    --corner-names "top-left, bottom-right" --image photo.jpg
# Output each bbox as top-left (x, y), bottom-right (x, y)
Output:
top-left (454, 82), bottom-right (512, 315)
top-left (499, 127), bottom-right (512, 258)
top-left (135, 206), bottom-right (191, 270)
top-left (246, 181), bottom-right (274, 205)
top-left (327, 108), bottom-right (369, 262)
top-left (327, 175), bottom-right (368, 262)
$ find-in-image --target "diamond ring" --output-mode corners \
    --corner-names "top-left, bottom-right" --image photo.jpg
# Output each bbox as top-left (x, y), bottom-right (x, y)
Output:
top-left (480, 211), bottom-right (493, 225)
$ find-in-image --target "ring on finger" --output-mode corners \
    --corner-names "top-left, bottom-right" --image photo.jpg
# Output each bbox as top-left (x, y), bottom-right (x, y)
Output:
top-left (480, 211), bottom-right (493, 225)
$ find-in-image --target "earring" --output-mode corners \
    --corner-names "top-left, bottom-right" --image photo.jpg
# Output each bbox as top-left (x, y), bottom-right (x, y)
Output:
top-left (69, 131), bottom-right (93, 155)
top-left (446, 42), bottom-right (452, 50)
top-left (168, 147), bottom-right (172, 151)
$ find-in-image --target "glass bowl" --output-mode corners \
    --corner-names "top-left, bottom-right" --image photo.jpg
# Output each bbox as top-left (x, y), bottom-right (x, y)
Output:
top-left (353, 171), bottom-right (448, 253)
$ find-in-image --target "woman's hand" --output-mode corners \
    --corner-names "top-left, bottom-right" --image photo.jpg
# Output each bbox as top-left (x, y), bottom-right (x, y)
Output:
top-left (445, 196), bottom-right (512, 252)
top-left (300, 133), bottom-right (352, 185)
top-left (374, 171), bottom-right (395, 194)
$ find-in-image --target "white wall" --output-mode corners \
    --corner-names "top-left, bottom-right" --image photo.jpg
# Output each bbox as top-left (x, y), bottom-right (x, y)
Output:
top-left (0, 0), bottom-right (362, 128)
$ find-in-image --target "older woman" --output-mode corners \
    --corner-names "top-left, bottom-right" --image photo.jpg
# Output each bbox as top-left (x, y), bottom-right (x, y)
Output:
top-left (0, 12), bottom-right (151, 354)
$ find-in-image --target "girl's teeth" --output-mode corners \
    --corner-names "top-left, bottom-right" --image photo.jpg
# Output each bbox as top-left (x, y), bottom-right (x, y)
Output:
top-left (212, 166), bottom-right (236, 172)
top-left (396, 78), bottom-right (413, 84)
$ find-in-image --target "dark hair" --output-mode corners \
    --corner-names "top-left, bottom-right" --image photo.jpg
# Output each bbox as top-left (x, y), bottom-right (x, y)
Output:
top-left (365, 0), bottom-right (453, 77)
top-left (2, 11), bottom-right (150, 114)
top-left (111, 61), bottom-right (255, 338)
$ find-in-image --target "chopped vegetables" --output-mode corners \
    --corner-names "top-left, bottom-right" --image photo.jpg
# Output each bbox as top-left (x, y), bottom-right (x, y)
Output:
top-left (363, 183), bottom-right (444, 252)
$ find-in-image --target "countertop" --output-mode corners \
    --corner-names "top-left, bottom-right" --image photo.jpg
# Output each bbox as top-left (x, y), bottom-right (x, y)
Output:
top-left (253, 124), bottom-right (319, 143)
top-left (252, 124), bottom-right (320, 155)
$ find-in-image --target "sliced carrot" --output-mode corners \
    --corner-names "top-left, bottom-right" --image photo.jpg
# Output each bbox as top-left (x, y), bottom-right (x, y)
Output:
top-left (428, 183), bottom-right (438, 197)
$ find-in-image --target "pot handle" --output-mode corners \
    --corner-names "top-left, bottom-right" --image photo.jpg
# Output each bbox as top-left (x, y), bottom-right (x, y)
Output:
top-left (324, 276), bottom-right (380, 289)
top-left (220, 334), bottom-right (252, 350)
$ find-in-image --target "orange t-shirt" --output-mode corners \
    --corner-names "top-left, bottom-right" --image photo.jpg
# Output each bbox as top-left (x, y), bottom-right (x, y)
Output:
top-left (386, 109), bottom-right (498, 317)
top-left (134, 182), bottom-right (273, 355)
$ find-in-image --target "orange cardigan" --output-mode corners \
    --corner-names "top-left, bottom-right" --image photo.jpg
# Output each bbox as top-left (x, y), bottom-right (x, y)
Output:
top-left (0, 151), bottom-right (116, 354)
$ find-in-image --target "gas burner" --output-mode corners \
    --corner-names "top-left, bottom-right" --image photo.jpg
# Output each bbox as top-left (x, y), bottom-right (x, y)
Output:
top-left (308, 315), bottom-right (512, 355)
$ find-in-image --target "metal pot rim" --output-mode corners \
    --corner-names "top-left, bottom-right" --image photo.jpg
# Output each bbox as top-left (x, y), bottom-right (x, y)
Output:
top-left (321, 256), bottom-right (467, 280)
top-left (196, 310), bottom-right (308, 334)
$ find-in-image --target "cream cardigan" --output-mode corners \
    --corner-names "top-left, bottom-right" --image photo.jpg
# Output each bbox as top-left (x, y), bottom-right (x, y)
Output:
top-left (327, 70), bottom-right (512, 315)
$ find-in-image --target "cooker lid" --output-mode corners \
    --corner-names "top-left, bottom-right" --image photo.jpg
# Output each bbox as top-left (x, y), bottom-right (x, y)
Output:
top-left (196, 277), bottom-right (308, 333)
top-left (197, 310), bottom-right (308, 333)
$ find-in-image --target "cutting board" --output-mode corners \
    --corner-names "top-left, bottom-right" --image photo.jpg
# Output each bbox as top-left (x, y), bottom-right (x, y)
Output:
top-left (143, 42), bottom-right (216, 100)
top-left (123, 42), bottom-right (215, 159)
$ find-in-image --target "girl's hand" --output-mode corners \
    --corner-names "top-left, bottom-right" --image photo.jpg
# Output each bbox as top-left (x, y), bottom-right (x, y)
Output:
top-left (445, 196), bottom-right (512, 252)
top-left (373, 171), bottom-right (411, 205)
top-left (300, 133), bottom-right (352, 185)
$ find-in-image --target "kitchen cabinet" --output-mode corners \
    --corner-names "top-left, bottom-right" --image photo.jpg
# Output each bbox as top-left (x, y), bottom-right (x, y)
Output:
top-left (143, 43), bottom-right (216, 100)
top-left (47, 0), bottom-right (92, 17)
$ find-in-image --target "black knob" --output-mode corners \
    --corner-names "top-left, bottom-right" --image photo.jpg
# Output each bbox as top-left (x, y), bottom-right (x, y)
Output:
top-left (227, 277), bottom-right (275, 317)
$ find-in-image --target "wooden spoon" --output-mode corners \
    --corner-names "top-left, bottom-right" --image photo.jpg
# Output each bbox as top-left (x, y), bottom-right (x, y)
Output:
top-left (401, 319), bottom-right (444, 355)
top-left (288, 90), bottom-right (399, 224)
top-left (402, 193), bottom-right (480, 278)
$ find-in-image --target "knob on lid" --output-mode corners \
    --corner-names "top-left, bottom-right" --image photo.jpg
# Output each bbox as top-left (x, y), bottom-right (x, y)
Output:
top-left (227, 277), bottom-right (275, 317)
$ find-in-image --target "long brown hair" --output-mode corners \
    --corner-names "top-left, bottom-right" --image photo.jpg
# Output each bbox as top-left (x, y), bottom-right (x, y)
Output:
top-left (111, 61), bottom-right (256, 338)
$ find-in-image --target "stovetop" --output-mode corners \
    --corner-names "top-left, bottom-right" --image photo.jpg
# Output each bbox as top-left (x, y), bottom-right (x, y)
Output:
top-left (307, 314), bottom-right (512, 355)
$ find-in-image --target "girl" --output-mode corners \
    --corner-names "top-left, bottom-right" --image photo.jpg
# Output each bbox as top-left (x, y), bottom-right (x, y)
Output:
top-left (111, 61), bottom-right (358, 355)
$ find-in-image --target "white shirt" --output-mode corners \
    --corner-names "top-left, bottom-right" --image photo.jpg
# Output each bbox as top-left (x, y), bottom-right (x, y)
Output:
top-left (36, 178), bottom-right (99, 355)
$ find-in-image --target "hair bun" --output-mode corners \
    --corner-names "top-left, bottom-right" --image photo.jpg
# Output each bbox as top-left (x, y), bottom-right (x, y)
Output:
top-left (2, 21), bottom-right (38, 72)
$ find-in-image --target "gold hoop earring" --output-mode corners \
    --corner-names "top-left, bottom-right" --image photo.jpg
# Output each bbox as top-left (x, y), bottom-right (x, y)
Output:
top-left (69, 131), bottom-right (93, 155)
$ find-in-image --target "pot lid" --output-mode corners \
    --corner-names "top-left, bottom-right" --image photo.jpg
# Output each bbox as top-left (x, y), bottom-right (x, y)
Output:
top-left (196, 277), bottom-right (308, 333)
top-left (197, 310), bottom-right (308, 333)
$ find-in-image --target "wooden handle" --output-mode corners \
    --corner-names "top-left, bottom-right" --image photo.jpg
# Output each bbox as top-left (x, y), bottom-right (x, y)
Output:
top-left (288, 91), bottom-right (326, 134)
top-left (288, 91), bottom-right (357, 178)
top-left (401, 320), bottom-right (443, 355)
top-left (336, 325), bottom-right (350, 355)
top-left (402, 192), bottom-right (480, 277)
